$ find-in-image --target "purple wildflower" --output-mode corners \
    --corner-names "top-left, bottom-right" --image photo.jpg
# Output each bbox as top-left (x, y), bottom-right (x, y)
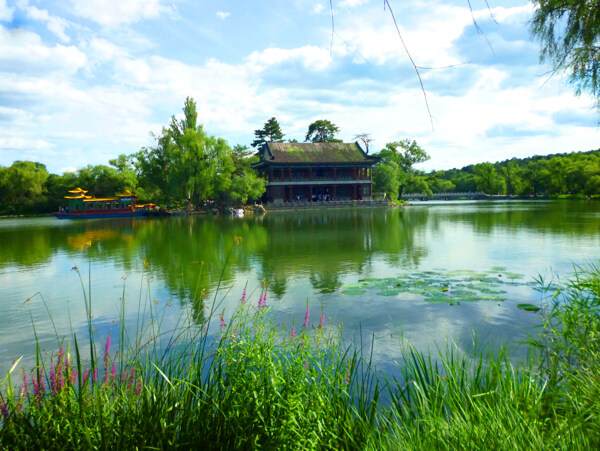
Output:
top-left (291, 326), bottom-right (296, 339)
top-left (258, 289), bottom-right (268, 308)
top-left (303, 306), bottom-right (310, 327)
top-left (21, 372), bottom-right (28, 398)
top-left (104, 334), bottom-right (111, 371)
top-left (319, 312), bottom-right (325, 329)
top-left (56, 348), bottom-right (65, 392)
top-left (220, 313), bottom-right (226, 330)
top-left (241, 284), bottom-right (247, 304)
top-left (83, 366), bottom-right (90, 387)
top-left (0, 399), bottom-right (8, 419)
top-left (31, 368), bottom-right (44, 402)
top-left (49, 366), bottom-right (56, 393)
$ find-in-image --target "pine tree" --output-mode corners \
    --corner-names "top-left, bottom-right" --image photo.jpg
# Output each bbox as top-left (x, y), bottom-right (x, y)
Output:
top-left (251, 117), bottom-right (285, 149)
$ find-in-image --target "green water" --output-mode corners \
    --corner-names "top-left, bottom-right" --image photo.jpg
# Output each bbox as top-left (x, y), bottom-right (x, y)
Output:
top-left (1, 200), bottom-right (600, 376)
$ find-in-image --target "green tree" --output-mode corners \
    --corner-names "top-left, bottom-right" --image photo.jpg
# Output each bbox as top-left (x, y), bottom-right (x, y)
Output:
top-left (405, 173), bottom-right (433, 196)
top-left (231, 144), bottom-right (259, 176)
top-left (305, 120), bottom-right (341, 143)
top-left (0, 161), bottom-right (49, 213)
top-left (229, 172), bottom-right (267, 204)
top-left (134, 97), bottom-right (234, 205)
top-left (520, 159), bottom-right (551, 196)
top-left (531, 0), bottom-right (600, 109)
top-left (374, 139), bottom-right (430, 198)
top-left (427, 172), bottom-right (456, 193)
top-left (252, 117), bottom-right (285, 149)
top-left (473, 162), bottom-right (504, 194)
top-left (501, 160), bottom-right (521, 195)
top-left (372, 161), bottom-right (400, 199)
top-left (75, 164), bottom-right (137, 198)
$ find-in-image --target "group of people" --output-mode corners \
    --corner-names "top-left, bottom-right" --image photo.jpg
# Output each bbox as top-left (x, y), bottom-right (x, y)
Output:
top-left (293, 193), bottom-right (336, 202)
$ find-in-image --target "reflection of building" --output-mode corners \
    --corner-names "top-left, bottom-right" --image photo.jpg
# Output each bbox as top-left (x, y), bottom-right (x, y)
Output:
top-left (252, 142), bottom-right (380, 203)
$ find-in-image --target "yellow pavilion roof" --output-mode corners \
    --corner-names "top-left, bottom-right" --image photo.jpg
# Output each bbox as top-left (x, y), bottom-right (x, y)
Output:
top-left (83, 197), bottom-right (118, 202)
top-left (116, 190), bottom-right (135, 197)
top-left (68, 187), bottom-right (88, 194)
top-left (64, 194), bottom-right (93, 199)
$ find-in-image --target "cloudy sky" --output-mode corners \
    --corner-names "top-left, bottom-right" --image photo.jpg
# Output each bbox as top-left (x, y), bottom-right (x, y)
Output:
top-left (0, 0), bottom-right (598, 174)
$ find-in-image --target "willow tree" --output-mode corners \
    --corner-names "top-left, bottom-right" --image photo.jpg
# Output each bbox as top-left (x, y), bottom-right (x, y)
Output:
top-left (531, 0), bottom-right (600, 109)
top-left (134, 97), bottom-right (233, 205)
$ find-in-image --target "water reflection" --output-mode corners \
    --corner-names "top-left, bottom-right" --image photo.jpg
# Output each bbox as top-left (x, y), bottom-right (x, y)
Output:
top-left (1, 201), bottom-right (600, 377)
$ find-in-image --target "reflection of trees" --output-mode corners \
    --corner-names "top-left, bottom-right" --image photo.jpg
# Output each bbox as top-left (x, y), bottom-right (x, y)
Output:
top-left (133, 216), bottom-right (268, 320)
top-left (13, 200), bottom-right (599, 323)
top-left (256, 208), bottom-right (430, 294)
top-left (437, 201), bottom-right (600, 236)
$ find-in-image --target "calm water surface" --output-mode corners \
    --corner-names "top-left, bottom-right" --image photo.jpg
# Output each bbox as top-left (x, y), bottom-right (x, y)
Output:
top-left (1, 200), bottom-right (599, 376)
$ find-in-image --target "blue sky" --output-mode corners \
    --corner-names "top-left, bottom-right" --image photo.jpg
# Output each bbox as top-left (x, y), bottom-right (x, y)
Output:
top-left (0, 0), bottom-right (598, 174)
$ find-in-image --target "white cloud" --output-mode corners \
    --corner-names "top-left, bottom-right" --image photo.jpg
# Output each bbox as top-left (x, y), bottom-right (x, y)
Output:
top-left (70, 0), bottom-right (172, 26)
top-left (339, 0), bottom-right (371, 7)
top-left (86, 37), bottom-right (129, 64)
top-left (0, 0), bottom-right (14, 21)
top-left (246, 46), bottom-right (332, 71)
top-left (216, 11), bottom-right (230, 20)
top-left (0, 27), bottom-right (86, 74)
top-left (0, 1), bottom-right (598, 175)
top-left (17, 1), bottom-right (72, 42)
top-left (312, 4), bottom-right (324, 14)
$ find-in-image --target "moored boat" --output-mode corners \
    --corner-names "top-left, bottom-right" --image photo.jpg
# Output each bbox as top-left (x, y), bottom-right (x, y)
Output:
top-left (56, 188), bottom-right (156, 219)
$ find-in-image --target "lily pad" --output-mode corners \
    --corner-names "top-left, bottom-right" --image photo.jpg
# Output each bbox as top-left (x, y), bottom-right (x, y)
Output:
top-left (341, 284), bottom-right (363, 289)
top-left (342, 288), bottom-right (367, 296)
top-left (376, 288), bottom-right (403, 296)
top-left (517, 303), bottom-right (540, 312)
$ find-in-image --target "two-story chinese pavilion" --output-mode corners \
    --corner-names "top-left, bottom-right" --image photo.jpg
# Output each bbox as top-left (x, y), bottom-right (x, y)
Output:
top-left (252, 142), bottom-right (380, 203)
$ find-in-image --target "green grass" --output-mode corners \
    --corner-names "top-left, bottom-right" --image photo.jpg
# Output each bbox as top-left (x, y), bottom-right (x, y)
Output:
top-left (2, 260), bottom-right (600, 449)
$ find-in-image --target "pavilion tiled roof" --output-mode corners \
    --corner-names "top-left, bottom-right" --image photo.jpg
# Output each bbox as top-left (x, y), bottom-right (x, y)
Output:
top-left (263, 142), bottom-right (378, 164)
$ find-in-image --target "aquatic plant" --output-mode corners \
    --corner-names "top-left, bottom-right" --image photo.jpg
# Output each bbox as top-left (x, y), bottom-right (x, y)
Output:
top-left (2, 244), bottom-right (600, 448)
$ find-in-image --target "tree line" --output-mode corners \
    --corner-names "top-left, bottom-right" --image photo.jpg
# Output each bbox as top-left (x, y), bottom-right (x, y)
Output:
top-left (0, 100), bottom-right (361, 215)
top-left (1, 97), bottom-right (599, 215)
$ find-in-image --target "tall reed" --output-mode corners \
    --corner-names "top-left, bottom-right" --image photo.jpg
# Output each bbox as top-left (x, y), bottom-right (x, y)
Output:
top-left (2, 253), bottom-right (600, 449)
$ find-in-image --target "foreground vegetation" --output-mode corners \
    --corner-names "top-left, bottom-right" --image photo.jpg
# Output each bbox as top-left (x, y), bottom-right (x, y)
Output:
top-left (1, 259), bottom-right (600, 449)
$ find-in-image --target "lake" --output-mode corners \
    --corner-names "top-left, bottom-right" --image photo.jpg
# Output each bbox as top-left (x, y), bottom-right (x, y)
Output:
top-left (1, 200), bottom-right (600, 377)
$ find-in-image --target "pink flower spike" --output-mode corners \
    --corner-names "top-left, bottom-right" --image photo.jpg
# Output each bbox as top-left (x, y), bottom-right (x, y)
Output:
top-left (21, 372), bottom-right (28, 398)
top-left (241, 285), bottom-right (247, 304)
top-left (104, 334), bottom-right (111, 370)
top-left (291, 326), bottom-right (296, 339)
top-left (83, 366), bottom-right (89, 387)
top-left (319, 313), bottom-right (325, 329)
top-left (0, 399), bottom-right (8, 419)
top-left (303, 306), bottom-right (310, 328)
